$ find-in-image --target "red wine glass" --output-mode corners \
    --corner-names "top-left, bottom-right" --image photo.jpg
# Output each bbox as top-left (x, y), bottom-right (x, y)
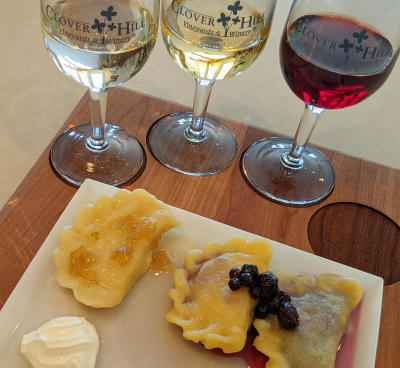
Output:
top-left (241, 0), bottom-right (400, 206)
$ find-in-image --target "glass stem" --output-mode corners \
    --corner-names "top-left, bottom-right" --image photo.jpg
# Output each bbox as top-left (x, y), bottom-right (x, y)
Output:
top-left (185, 78), bottom-right (215, 142)
top-left (281, 104), bottom-right (325, 169)
top-left (86, 90), bottom-right (109, 151)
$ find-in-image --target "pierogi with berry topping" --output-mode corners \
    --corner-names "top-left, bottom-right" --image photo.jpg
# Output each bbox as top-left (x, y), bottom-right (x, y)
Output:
top-left (166, 238), bottom-right (273, 353)
top-left (253, 273), bottom-right (363, 368)
top-left (53, 189), bottom-right (179, 308)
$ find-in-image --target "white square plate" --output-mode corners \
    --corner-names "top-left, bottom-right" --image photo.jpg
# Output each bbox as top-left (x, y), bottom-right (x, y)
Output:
top-left (0, 179), bottom-right (383, 367)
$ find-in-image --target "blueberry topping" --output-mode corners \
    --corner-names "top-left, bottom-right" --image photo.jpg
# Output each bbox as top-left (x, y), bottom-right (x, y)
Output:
top-left (267, 298), bottom-right (278, 314)
top-left (241, 264), bottom-right (259, 276)
top-left (227, 264), bottom-right (299, 330)
top-left (269, 290), bottom-right (291, 313)
top-left (277, 290), bottom-right (291, 304)
top-left (250, 285), bottom-right (261, 299)
top-left (228, 277), bottom-right (241, 290)
top-left (278, 302), bottom-right (300, 329)
top-left (240, 272), bottom-right (254, 287)
top-left (229, 267), bottom-right (241, 279)
top-left (255, 300), bottom-right (270, 318)
top-left (259, 271), bottom-right (279, 290)
top-left (259, 272), bottom-right (278, 298)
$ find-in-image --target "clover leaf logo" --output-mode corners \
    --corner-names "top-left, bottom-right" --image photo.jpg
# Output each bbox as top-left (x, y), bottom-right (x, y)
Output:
top-left (227, 1), bottom-right (243, 15)
top-left (353, 29), bottom-right (368, 44)
top-left (339, 38), bottom-right (354, 53)
top-left (101, 6), bottom-right (117, 21)
top-left (217, 1), bottom-right (243, 36)
top-left (339, 38), bottom-right (354, 60)
top-left (355, 45), bottom-right (364, 53)
top-left (92, 18), bottom-right (106, 33)
top-left (232, 16), bottom-right (240, 25)
top-left (217, 13), bottom-right (231, 28)
top-left (92, 5), bottom-right (118, 35)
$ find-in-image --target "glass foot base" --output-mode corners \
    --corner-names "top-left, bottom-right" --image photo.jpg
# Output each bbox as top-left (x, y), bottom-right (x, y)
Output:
top-left (147, 112), bottom-right (237, 176)
top-left (50, 123), bottom-right (145, 186)
top-left (241, 137), bottom-right (335, 206)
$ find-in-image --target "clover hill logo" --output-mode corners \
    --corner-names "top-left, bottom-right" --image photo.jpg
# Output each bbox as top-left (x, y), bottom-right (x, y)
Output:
top-left (170, 0), bottom-right (265, 39)
top-left (293, 17), bottom-right (392, 65)
top-left (92, 6), bottom-right (118, 34)
top-left (45, 3), bottom-right (147, 44)
top-left (339, 29), bottom-right (369, 60)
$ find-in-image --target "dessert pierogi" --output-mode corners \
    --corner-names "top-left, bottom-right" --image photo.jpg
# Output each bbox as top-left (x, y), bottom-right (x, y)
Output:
top-left (166, 238), bottom-right (273, 353)
top-left (253, 273), bottom-right (363, 368)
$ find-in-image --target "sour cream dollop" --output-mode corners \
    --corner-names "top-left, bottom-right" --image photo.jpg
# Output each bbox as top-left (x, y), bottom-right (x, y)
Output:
top-left (21, 316), bottom-right (99, 368)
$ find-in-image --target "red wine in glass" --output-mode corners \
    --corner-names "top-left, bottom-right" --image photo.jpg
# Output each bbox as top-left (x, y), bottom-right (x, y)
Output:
top-left (280, 14), bottom-right (397, 109)
top-left (242, 2), bottom-right (400, 207)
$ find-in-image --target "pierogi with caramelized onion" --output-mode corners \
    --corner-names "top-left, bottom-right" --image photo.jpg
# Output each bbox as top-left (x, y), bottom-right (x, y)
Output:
top-left (166, 238), bottom-right (273, 353)
top-left (54, 189), bottom-right (179, 308)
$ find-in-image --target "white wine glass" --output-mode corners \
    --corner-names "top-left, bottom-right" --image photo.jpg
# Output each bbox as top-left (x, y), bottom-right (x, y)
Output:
top-left (41, 0), bottom-right (159, 186)
top-left (148, 0), bottom-right (277, 175)
top-left (242, 0), bottom-right (400, 206)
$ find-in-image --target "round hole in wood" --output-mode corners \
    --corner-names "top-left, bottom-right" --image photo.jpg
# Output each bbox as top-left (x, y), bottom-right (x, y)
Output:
top-left (308, 202), bottom-right (400, 286)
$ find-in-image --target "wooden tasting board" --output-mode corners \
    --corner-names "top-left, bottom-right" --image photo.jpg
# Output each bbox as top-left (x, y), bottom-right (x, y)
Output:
top-left (0, 88), bottom-right (398, 367)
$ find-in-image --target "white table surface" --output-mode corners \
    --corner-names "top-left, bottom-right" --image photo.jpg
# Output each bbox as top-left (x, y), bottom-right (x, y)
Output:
top-left (1, 0), bottom-right (399, 208)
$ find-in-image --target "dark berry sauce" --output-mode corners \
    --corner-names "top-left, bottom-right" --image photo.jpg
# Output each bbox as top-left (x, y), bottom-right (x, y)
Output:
top-left (335, 299), bottom-right (363, 368)
top-left (211, 328), bottom-right (268, 368)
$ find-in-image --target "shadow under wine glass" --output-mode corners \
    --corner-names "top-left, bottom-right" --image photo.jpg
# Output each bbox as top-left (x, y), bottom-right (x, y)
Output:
top-left (41, 0), bottom-right (159, 186)
top-left (147, 0), bottom-right (277, 176)
top-left (242, 0), bottom-right (400, 206)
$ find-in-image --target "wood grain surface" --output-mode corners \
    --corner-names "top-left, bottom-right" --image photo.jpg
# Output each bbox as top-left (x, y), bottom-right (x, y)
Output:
top-left (308, 202), bottom-right (400, 286)
top-left (0, 88), bottom-right (399, 367)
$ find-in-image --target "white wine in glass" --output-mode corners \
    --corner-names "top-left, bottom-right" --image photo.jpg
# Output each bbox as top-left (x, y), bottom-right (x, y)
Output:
top-left (148, 0), bottom-right (276, 175)
top-left (162, 1), bottom-right (272, 81)
top-left (41, 0), bottom-right (159, 185)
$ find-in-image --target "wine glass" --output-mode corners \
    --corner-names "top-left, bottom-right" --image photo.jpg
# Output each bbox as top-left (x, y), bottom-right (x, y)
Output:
top-left (147, 0), bottom-right (277, 175)
top-left (242, 0), bottom-right (400, 205)
top-left (41, 0), bottom-right (159, 186)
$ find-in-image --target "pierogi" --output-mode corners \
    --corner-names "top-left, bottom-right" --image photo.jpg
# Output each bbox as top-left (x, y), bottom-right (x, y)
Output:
top-left (166, 238), bottom-right (273, 353)
top-left (253, 273), bottom-right (363, 368)
top-left (53, 189), bottom-right (179, 308)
